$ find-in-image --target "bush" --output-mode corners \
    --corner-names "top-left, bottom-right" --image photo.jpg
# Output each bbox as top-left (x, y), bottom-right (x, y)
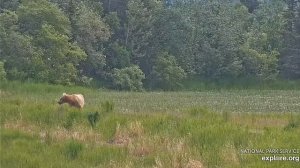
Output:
top-left (112, 65), bottom-right (145, 91)
top-left (87, 112), bottom-right (100, 128)
top-left (63, 111), bottom-right (81, 130)
top-left (76, 75), bottom-right (93, 87)
top-left (150, 52), bottom-right (186, 90)
top-left (64, 140), bottom-right (83, 160)
top-left (101, 101), bottom-right (114, 113)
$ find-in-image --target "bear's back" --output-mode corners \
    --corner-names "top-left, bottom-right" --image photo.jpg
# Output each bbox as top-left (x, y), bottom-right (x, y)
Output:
top-left (73, 94), bottom-right (84, 108)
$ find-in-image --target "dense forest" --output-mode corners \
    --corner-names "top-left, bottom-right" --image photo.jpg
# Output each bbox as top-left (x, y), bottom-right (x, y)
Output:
top-left (0, 0), bottom-right (300, 90)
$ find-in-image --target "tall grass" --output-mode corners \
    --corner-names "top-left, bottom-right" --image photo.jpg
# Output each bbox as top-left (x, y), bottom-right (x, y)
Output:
top-left (182, 77), bottom-right (300, 91)
top-left (1, 81), bottom-right (300, 167)
top-left (1, 81), bottom-right (300, 114)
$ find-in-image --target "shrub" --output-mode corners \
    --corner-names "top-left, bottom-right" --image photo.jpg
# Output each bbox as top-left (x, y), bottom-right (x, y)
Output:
top-left (112, 65), bottom-right (145, 91)
top-left (150, 52), bottom-right (186, 90)
top-left (284, 114), bottom-right (299, 131)
top-left (76, 75), bottom-right (93, 86)
top-left (64, 140), bottom-right (83, 160)
top-left (101, 101), bottom-right (114, 113)
top-left (87, 111), bottom-right (100, 128)
top-left (63, 111), bottom-right (81, 130)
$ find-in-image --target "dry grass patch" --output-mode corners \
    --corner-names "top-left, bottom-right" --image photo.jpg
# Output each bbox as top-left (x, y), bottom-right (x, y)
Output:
top-left (111, 123), bottom-right (132, 146)
top-left (128, 137), bottom-right (152, 157)
top-left (0, 90), bottom-right (12, 96)
top-left (4, 120), bottom-right (102, 144)
top-left (231, 114), bottom-right (289, 128)
top-left (110, 121), bottom-right (154, 157)
top-left (47, 128), bottom-right (102, 144)
top-left (4, 120), bottom-right (37, 136)
top-left (185, 159), bottom-right (205, 168)
top-left (220, 143), bottom-right (240, 168)
top-left (102, 160), bottom-right (134, 168)
top-left (153, 138), bottom-right (205, 168)
top-left (111, 121), bottom-right (144, 146)
top-left (110, 120), bottom-right (206, 167)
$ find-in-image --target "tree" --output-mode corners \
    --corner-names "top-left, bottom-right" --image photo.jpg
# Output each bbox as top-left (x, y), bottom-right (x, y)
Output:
top-left (100, 0), bottom-right (128, 45)
top-left (241, 0), bottom-right (287, 80)
top-left (112, 65), bottom-right (145, 91)
top-left (0, 0), bottom-right (20, 12)
top-left (73, 3), bottom-right (111, 78)
top-left (151, 7), bottom-right (192, 74)
top-left (0, 61), bottom-right (6, 81)
top-left (49, 0), bottom-right (111, 80)
top-left (175, 0), bottom-right (247, 79)
top-left (149, 52), bottom-right (186, 90)
top-left (106, 42), bottom-right (131, 69)
top-left (1, 0), bottom-right (298, 89)
top-left (33, 24), bottom-right (86, 84)
top-left (280, 0), bottom-right (300, 79)
top-left (17, 0), bottom-right (71, 36)
top-left (0, 10), bottom-right (42, 81)
top-left (126, 0), bottom-right (163, 75)
top-left (240, 0), bottom-right (259, 13)
top-left (0, 0), bottom-right (87, 84)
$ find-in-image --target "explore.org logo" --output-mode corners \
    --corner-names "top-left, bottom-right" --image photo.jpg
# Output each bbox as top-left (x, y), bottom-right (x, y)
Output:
top-left (261, 155), bottom-right (299, 162)
top-left (240, 148), bottom-right (300, 162)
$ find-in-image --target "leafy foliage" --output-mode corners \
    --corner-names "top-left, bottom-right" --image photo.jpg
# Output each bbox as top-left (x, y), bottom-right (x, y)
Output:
top-left (280, 0), bottom-right (300, 79)
top-left (34, 24), bottom-right (86, 84)
top-left (0, 0), bottom-right (299, 89)
top-left (63, 111), bottom-right (81, 130)
top-left (73, 3), bottom-right (111, 77)
top-left (87, 111), bottom-right (100, 128)
top-left (106, 42), bottom-right (131, 69)
top-left (240, 0), bottom-right (287, 80)
top-left (150, 52), bottom-right (186, 90)
top-left (17, 0), bottom-right (71, 36)
top-left (112, 65), bottom-right (145, 91)
top-left (0, 0), bottom-right (86, 85)
top-left (0, 61), bottom-right (6, 81)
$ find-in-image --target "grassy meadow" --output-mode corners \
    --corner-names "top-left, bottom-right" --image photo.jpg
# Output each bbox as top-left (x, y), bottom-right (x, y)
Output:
top-left (0, 81), bottom-right (300, 168)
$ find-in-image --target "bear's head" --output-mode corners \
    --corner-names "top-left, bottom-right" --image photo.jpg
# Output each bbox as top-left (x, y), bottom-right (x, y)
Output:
top-left (58, 93), bottom-right (67, 105)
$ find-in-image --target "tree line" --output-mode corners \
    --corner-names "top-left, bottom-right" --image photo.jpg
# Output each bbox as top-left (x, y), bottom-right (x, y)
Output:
top-left (0, 0), bottom-right (299, 90)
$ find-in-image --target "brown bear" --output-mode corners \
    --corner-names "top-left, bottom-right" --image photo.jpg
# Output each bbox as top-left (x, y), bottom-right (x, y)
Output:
top-left (58, 93), bottom-right (85, 109)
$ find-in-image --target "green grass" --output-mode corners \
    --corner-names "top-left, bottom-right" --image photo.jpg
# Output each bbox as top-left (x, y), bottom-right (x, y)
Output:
top-left (182, 78), bottom-right (300, 91)
top-left (1, 81), bottom-right (300, 167)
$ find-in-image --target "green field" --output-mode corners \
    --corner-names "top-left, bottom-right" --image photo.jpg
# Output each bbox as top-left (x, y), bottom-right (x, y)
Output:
top-left (1, 82), bottom-right (300, 168)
